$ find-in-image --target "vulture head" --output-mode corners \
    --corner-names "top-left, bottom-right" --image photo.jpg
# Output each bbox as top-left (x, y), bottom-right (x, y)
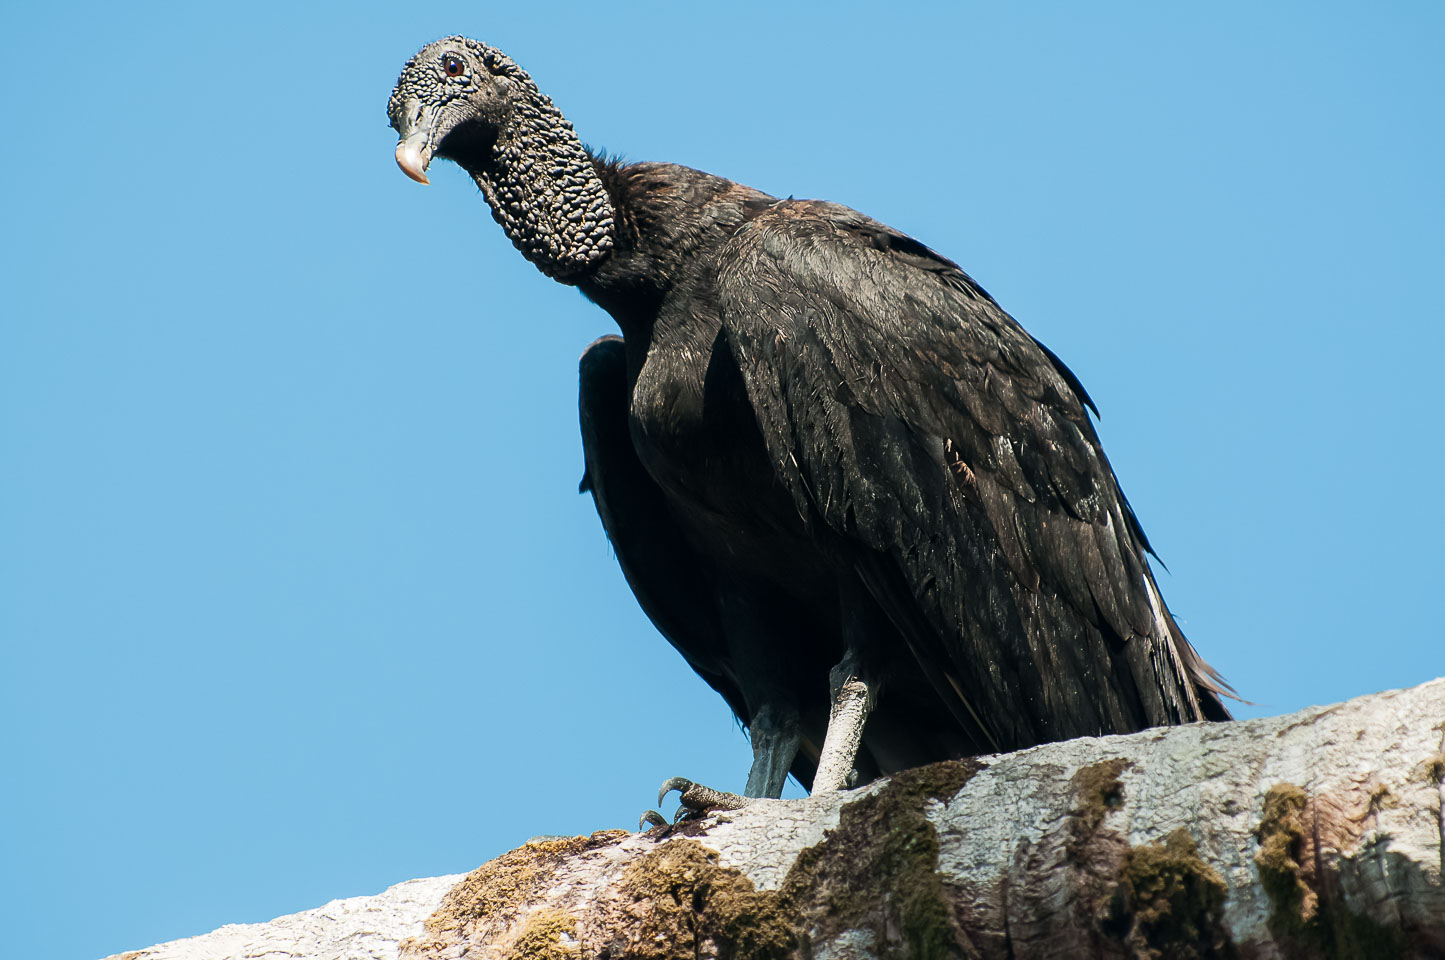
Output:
top-left (387, 36), bottom-right (614, 277)
top-left (387, 36), bottom-right (530, 185)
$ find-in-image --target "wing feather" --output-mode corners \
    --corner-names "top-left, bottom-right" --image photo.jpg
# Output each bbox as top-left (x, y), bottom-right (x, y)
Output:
top-left (715, 201), bottom-right (1228, 742)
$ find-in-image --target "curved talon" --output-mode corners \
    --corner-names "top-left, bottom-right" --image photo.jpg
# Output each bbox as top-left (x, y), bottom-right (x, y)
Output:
top-left (639, 809), bottom-right (668, 831)
top-left (658, 776), bottom-right (694, 808)
top-left (656, 776), bottom-right (751, 817)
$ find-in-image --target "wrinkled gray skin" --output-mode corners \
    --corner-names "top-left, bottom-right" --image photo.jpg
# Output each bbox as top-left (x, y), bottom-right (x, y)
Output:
top-left (388, 37), bottom-right (614, 278)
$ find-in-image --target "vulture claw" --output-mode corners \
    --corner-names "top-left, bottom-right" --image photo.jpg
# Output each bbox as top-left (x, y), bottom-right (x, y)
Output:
top-left (639, 809), bottom-right (668, 831)
top-left (657, 776), bottom-right (694, 808)
top-left (655, 776), bottom-right (750, 816)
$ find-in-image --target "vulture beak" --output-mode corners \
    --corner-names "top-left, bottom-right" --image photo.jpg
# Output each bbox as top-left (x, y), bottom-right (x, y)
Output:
top-left (395, 132), bottom-right (432, 185)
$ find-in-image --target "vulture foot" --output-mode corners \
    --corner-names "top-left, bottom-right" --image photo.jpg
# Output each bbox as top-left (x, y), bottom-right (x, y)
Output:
top-left (639, 776), bottom-right (750, 828)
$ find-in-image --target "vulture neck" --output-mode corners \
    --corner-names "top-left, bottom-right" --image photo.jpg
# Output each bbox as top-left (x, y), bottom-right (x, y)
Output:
top-left (455, 94), bottom-right (776, 347)
top-left (458, 91), bottom-right (615, 281)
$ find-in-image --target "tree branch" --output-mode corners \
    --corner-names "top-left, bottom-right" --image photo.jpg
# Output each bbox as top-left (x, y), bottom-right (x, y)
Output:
top-left (108, 677), bottom-right (1445, 959)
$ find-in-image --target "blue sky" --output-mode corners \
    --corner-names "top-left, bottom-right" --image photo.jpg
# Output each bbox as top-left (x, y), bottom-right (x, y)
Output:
top-left (2, 3), bottom-right (1442, 957)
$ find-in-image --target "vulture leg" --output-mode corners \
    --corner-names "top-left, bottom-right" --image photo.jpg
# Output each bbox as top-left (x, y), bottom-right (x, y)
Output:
top-left (811, 581), bottom-right (887, 792)
top-left (580, 337), bottom-right (777, 826)
top-left (811, 659), bottom-right (873, 792)
top-left (655, 581), bottom-right (885, 820)
top-left (650, 592), bottom-right (808, 821)
top-left (743, 700), bottom-right (802, 798)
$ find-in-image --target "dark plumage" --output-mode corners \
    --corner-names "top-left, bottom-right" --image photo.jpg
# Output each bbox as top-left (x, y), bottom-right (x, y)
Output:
top-left (388, 37), bottom-right (1231, 800)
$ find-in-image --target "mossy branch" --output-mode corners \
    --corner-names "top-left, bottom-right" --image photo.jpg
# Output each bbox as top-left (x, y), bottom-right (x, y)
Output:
top-left (107, 678), bottom-right (1445, 960)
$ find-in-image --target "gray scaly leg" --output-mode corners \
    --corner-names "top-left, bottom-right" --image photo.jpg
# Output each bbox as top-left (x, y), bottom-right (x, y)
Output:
top-left (811, 657), bottom-right (874, 793)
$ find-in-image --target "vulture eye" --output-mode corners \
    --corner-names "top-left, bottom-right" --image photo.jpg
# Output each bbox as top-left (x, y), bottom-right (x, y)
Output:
top-left (442, 55), bottom-right (465, 78)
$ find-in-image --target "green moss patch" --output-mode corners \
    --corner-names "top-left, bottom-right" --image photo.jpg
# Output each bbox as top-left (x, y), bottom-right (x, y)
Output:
top-left (1419, 753), bottom-right (1445, 784)
top-left (1256, 782), bottom-right (1311, 919)
top-left (501, 908), bottom-right (578, 960)
top-left (1254, 782), bottom-right (1405, 959)
top-left (403, 830), bottom-right (626, 957)
top-left (613, 838), bottom-right (795, 960)
top-left (778, 760), bottom-right (982, 960)
top-left (1067, 757), bottom-right (1131, 862)
top-left (598, 760), bottom-right (981, 959)
top-left (1105, 828), bottom-right (1234, 959)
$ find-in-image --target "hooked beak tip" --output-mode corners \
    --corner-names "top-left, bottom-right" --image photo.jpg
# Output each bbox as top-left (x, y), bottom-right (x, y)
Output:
top-left (395, 137), bottom-right (431, 185)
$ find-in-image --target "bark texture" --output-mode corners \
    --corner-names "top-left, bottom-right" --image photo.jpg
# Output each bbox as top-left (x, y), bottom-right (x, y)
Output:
top-left (107, 678), bottom-right (1445, 960)
top-left (104, 875), bottom-right (463, 960)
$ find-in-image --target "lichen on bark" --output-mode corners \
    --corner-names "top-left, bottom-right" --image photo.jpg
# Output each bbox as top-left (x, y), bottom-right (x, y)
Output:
top-left (1254, 782), bottom-right (1405, 959)
top-left (1104, 828), bottom-right (1234, 960)
top-left (778, 760), bottom-right (982, 959)
top-left (502, 909), bottom-right (579, 960)
top-left (100, 678), bottom-right (1445, 960)
top-left (585, 760), bottom-right (982, 959)
top-left (401, 830), bottom-right (626, 957)
top-left (1065, 757), bottom-right (1131, 865)
top-left (600, 838), bottom-right (794, 960)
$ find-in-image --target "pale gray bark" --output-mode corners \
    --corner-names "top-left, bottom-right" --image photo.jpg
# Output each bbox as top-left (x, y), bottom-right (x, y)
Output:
top-left (103, 875), bottom-right (463, 960)
top-left (106, 677), bottom-right (1445, 960)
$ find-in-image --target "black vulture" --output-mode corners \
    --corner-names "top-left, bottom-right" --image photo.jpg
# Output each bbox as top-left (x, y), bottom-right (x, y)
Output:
top-left (387, 37), bottom-right (1232, 815)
